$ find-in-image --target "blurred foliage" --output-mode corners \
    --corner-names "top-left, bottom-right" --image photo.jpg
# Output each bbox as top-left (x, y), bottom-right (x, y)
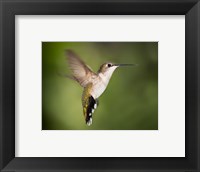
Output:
top-left (42, 42), bottom-right (158, 130)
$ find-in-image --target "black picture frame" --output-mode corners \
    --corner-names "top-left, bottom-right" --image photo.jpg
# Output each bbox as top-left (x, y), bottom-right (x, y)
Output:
top-left (0, 0), bottom-right (200, 171)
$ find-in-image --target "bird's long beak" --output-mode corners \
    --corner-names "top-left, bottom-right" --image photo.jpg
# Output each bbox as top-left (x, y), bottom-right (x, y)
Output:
top-left (114, 64), bottom-right (138, 67)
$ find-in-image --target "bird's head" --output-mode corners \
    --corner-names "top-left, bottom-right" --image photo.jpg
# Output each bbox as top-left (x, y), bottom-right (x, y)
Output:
top-left (98, 62), bottom-right (137, 76)
top-left (98, 62), bottom-right (117, 75)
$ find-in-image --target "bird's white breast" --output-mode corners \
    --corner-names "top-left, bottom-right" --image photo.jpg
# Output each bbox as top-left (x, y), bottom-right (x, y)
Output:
top-left (90, 74), bottom-right (109, 99)
top-left (90, 66), bottom-right (118, 99)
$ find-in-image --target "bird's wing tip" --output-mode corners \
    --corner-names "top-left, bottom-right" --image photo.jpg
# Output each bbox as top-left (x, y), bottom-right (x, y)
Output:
top-left (65, 49), bottom-right (73, 56)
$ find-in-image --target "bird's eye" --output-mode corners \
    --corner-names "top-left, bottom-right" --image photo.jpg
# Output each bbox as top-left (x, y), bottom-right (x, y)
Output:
top-left (107, 63), bottom-right (112, 67)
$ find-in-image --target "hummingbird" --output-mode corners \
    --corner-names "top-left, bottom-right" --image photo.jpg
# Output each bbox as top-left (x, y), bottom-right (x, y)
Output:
top-left (66, 49), bottom-right (136, 126)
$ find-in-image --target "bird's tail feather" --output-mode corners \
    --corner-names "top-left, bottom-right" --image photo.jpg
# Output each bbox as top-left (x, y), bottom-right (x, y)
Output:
top-left (85, 96), bottom-right (98, 126)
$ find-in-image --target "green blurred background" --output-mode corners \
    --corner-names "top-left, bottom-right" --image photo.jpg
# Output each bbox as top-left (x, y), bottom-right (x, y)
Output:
top-left (42, 42), bottom-right (158, 130)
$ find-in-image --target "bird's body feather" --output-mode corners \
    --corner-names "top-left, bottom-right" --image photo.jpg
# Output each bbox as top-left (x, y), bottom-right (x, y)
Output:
top-left (82, 83), bottom-right (98, 126)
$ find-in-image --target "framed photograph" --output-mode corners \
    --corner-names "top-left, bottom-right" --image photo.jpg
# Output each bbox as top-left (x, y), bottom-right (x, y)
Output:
top-left (0, 0), bottom-right (200, 171)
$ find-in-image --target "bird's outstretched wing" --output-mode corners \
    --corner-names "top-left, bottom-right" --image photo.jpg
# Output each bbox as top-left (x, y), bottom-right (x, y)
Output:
top-left (66, 49), bottom-right (96, 87)
top-left (82, 83), bottom-right (98, 126)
